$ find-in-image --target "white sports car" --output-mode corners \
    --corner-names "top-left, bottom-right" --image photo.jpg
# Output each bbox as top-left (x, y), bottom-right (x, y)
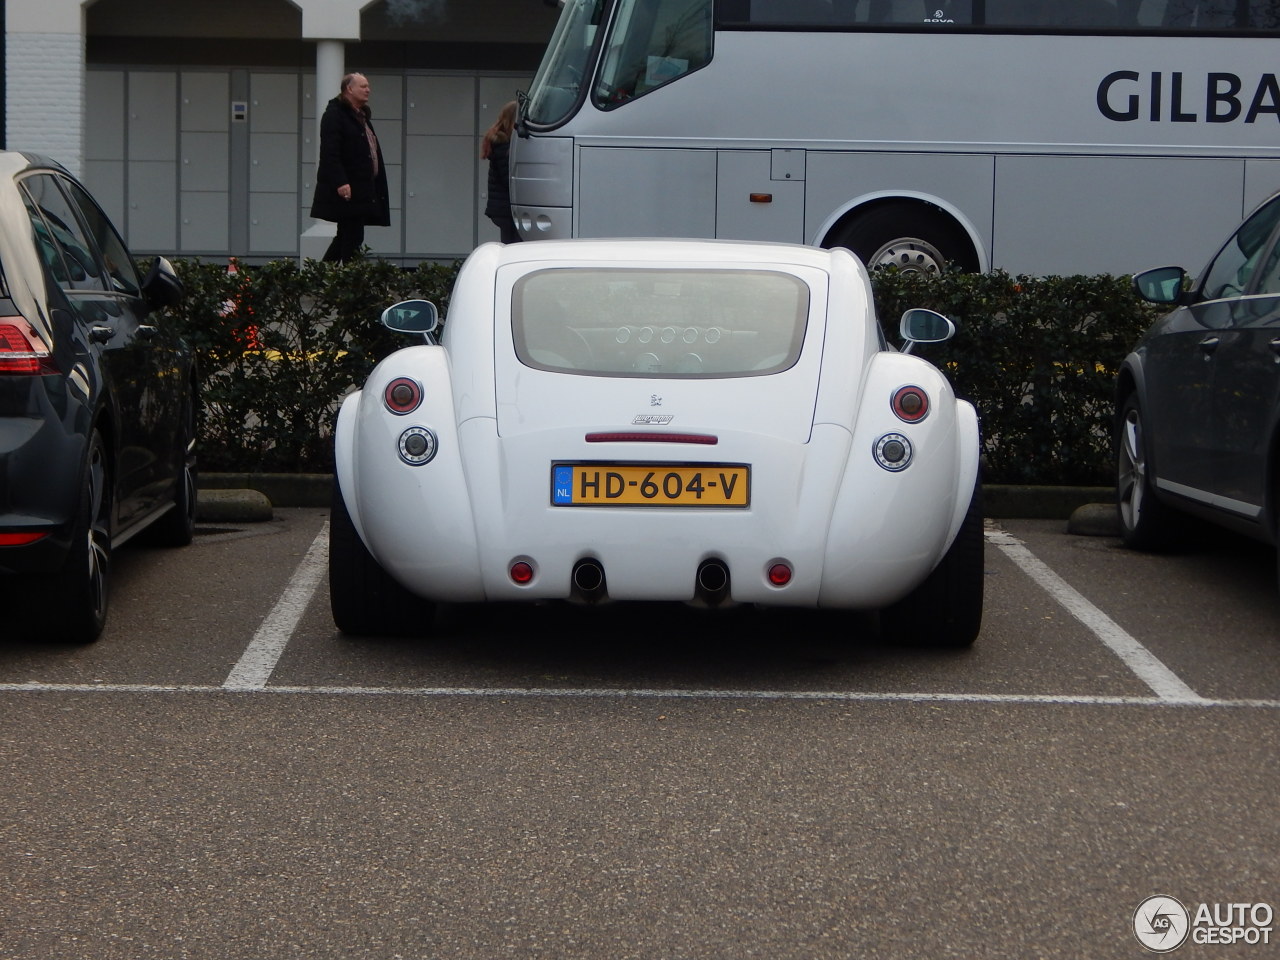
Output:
top-left (330, 239), bottom-right (983, 645)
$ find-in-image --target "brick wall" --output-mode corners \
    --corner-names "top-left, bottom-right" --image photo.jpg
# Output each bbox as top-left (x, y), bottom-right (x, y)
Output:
top-left (5, 31), bottom-right (85, 176)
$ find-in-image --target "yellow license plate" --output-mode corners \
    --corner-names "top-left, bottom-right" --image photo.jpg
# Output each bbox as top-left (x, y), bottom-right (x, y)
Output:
top-left (551, 463), bottom-right (750, 507)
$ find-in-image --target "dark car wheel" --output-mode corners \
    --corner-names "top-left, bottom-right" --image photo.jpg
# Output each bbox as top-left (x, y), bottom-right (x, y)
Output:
top-left (1116, 393), bottom-right (1181, 550)
top-left (329, 477), bottom-right (437, 637)
top-left (143, 392), bottom-right (197, 548)
top-left (40, 430), bottom-right (113, 644)
top-left (879, 477), bottom-right (984, 648)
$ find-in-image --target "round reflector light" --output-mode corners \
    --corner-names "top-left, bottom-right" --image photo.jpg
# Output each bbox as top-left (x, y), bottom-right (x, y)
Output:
top-left (768, 562), bottom-right (792, 587)
top-left (397, 426), bottom-right (438, 465)
top-left (874, 433), bottom-right (913, 472)
top-left (510, 560), bottom-right (535, 585)
top-left (892, 386), bottom-right (929, 423)
top-left (384, 377), bottom-right (422, 414)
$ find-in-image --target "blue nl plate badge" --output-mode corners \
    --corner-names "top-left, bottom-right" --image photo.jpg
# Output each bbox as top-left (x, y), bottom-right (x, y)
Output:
top-left (552, 464), bottom-right (574, 504)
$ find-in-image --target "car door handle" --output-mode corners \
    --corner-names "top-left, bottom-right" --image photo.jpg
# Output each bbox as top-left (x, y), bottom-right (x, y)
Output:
top-left (137, 324), bottom-right (159, 340)
top-left (1198, 336), bottom-right (1220, 355)
top-left (89, 325), bottom-right (114, 344)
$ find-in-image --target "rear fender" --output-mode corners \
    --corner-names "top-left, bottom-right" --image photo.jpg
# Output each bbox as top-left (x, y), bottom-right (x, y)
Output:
top-left (335, 346), bottom-right (484, 600)
top-left (820, 353), bottom-right (977, 607)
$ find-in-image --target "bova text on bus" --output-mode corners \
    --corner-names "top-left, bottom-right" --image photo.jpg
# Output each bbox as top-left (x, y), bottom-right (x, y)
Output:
top-left (1098, 71), bottom-right (1280, 123)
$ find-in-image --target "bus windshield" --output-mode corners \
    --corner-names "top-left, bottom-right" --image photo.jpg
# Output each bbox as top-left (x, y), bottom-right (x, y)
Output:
top-left (592, 0), bottom-right (713, 108)
top-left (525, 0), bottom-right (606, 127)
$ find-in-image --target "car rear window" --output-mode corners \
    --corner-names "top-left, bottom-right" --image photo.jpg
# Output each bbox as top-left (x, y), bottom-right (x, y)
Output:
top-left (511, 267), bottom-right (810, 378)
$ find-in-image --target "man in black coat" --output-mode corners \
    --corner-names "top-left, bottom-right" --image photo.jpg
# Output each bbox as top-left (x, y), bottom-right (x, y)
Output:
top-left (310, 73), bottom-right (390, 263)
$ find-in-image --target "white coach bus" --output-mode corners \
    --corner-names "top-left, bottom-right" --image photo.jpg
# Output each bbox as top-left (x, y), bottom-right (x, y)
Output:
top-left (511, 0), bottom-right (1280, 276)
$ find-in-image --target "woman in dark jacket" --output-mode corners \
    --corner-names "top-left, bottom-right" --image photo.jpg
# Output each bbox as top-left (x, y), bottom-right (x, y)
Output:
top-left (481, 101), bottom-right (521, 244)
top-left (310, 73), bottom-right (390, 262)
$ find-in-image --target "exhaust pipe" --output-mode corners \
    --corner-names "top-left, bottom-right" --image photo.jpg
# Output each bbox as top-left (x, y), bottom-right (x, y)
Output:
top-left (571, 558), bottom-right (607, 603)
top-left (694, 559), bottom-right (731, 606)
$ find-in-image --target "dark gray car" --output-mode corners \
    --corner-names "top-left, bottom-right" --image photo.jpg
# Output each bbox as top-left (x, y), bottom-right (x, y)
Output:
top-left (1116, 189), bottom-right (1280, 587)
top-left (0, 151), bottom-right (189, 643)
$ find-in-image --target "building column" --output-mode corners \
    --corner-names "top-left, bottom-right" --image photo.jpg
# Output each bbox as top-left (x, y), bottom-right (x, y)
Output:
top-left (5, 0), bottom-right (87, 175)
top-left (300, 39), bottom-right (348, 260)
top-left (314, 40), bottom-right (345, 151)
top-left (297, 1), bottom-right (362, 261)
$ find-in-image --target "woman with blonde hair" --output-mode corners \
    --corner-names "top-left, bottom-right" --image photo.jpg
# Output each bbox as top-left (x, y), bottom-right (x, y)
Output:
top-left (481, 101), bottom-right (522, 243)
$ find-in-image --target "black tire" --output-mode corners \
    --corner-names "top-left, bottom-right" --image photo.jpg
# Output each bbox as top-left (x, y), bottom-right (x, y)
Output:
top-left (880, 478), bottom-right (984, 648)
top-left (42, 430), bottom-right (113, 644)
top-left (1116, 393), bottom-right (1181, 550)
top-left (142, 390), bottom-right (197, 548)
top-left (329, 477), bottom-right (437, 637)
top-left (831, 203), bottom-right (979, 275)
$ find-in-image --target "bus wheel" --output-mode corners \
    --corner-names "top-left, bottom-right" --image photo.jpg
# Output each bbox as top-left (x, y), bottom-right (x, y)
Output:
top-left (831, 204), bottom-right (978, 275)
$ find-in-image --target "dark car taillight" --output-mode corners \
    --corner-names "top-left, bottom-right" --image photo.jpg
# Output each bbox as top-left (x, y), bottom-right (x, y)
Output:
top-left (0, 532), bottom-right (49, 546)
top-left (0, 319), bottom-right (58, 375)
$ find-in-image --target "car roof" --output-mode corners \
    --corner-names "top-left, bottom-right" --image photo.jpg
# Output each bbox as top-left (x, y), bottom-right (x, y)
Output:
top-left (0, 150), bottom-right (67, 179)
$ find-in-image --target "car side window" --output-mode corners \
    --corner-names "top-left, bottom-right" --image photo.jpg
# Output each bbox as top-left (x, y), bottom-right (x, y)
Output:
top-left (19, 175), bottom-right (108, 293)
top-left (63, 180), bottom-right (142, 297)
top-left (1199, 195), bottom-right (1280, 301)
top-left (1253, 233), bottom-right (1280, 297)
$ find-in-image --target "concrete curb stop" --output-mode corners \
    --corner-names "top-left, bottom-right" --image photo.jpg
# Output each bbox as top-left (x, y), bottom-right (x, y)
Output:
top-left (196, 488), bottom-right (273, 523)
top-left (198, 474), bottom-right (1120, 532)
top-left (1067, 501), bottom-right (1121, 538)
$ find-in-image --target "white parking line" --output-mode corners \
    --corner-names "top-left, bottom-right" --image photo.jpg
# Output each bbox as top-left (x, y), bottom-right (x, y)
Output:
top-left (985, 528), bottom-right (1206, 704)
top-left (221, 523), bottom-right (329, 691)
top-left (0, 682), bottom-right (1277, 708)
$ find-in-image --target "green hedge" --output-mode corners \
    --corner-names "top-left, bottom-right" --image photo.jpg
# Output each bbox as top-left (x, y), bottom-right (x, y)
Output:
top-left (158, 258), bottom-right (1161, 483)
top-left (873, 269), bottom-right (1162, 486)
top-left (160, 256), bottom-right (457, 473)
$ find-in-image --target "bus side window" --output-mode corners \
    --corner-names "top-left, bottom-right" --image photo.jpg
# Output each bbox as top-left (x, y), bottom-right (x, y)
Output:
top-left (1158, 0), bottom-right (1273, 27)
top-left (855, 1), bottom-right (972, 24)
top-left (752, 0), bottom-right (834, 22)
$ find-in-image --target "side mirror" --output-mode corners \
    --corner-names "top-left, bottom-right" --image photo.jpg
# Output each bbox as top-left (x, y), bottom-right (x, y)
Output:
top-left (380, 299), bottom-right (440, 340)
top-left (1132, 266), bottom-right (1187, 305)
top-left (141, 256), bottom-right (184, 310)
top-left (899, 308), bottom-right (955, 354)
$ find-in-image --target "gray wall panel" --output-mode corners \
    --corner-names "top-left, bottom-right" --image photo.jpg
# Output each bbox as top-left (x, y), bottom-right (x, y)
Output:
top-left (86, 71), bottom-right (126, 161)
top-left (180, 191), bottom-right (229, 251)
top-left (250, 133), bottom-right (298, 192)
top-left (405, 134), bottom-right (476, 254)
top-left (181, 72), bottom-right (230, 131)
top-left (127, 160), bottom-right (177, 249)
top-left (407, 76), bottom-right (474, 137)
top-left (181, 132), bottom-right (229, 190)
top-left (249, 74), bottom-right (298, 133)
top-left (127, 72), bottom-right (177, 161)
top-left (249, 192), bottom-right (299, 253)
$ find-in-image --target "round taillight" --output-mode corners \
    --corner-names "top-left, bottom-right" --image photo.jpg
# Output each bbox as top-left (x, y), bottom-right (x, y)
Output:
top-left (892, 386), bottom-right (929, 423)
top-left (384, 377), bottom-right (422, 414)
top-left (767, 562), bottom-right (792, 587)
top-left (510, 560), bottom-right (535, 585)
